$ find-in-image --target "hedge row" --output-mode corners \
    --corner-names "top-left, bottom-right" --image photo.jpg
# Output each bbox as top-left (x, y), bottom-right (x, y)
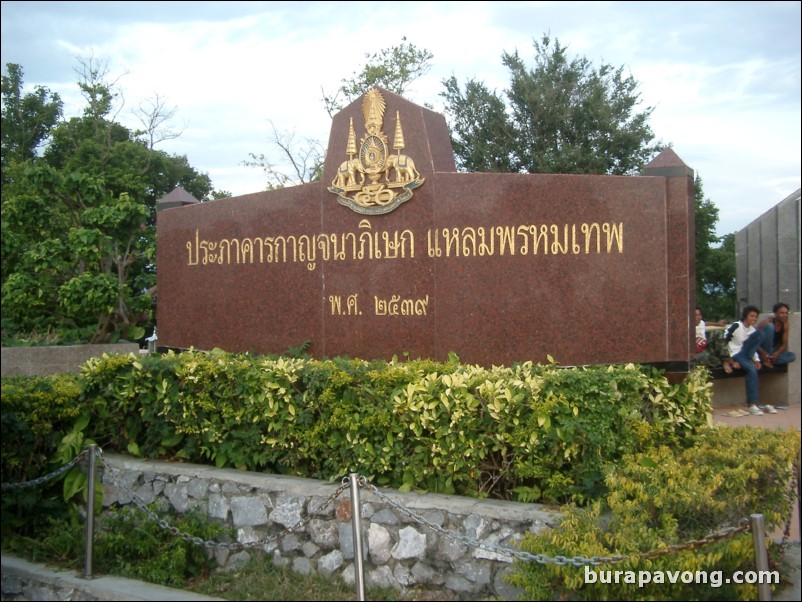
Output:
top-left (3, 349), bottom-right (711, 505)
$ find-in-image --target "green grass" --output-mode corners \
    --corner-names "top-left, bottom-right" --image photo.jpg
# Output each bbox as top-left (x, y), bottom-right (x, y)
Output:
top-left (1, 505), bottom-right (401, 601)
top-left (186, 553), bottom-right (400, 601)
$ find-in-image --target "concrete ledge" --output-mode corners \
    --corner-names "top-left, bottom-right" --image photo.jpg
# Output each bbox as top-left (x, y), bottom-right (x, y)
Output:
top-left (710, 363), bottom-right (788, 379)
top-left (711, 370), bottom-right (791, 408)
top-left (0, 555), bottom-right (223, 601)
top-left (1, 344), bottom-right (139, 377)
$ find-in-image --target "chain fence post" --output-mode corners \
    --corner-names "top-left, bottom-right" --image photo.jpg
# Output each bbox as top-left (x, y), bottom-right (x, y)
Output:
top-left (750, 513), bottom-right (771, 601)
top-left (349, 472), bottom-right (365, 601)
top-left (796, 446), bottom-right (802, 544)
top-left (83, 444), bottom-right (97, 579)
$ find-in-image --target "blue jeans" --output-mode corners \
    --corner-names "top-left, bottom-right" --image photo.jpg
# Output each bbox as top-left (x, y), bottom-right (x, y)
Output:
top-left (732, 330), bottom-right (763, 405)
top-left (761, 323), bottom-right (797, 365)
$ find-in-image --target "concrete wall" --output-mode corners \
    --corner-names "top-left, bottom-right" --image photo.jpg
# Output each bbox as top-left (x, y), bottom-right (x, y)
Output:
top-left (736, 189), bottom-right (801, 314)
top-left (99, 454), bottom-right (558, 600)
top-left (0, 344), bottom-right (140, 377)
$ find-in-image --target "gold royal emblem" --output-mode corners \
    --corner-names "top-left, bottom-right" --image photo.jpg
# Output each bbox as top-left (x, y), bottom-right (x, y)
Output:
top-left (328, 88), bottom-right (425, 215)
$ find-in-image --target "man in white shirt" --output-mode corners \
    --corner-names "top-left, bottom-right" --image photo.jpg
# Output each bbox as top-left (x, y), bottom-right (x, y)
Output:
top-left (726, 305), bottom-right (777, 415)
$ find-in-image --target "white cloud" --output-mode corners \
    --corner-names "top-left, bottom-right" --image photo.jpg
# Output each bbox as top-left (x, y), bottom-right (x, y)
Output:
top-left (1, 0), bottom-right (799, 236)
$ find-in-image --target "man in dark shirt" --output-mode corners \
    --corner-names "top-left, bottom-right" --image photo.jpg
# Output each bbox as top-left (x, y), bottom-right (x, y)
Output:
top-left (758, 302), bottom-right (796, 367)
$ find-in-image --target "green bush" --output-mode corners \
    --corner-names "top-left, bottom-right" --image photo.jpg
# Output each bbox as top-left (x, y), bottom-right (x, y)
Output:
top-left (506, 426), bottom-right (800, 600)
top-left (0, 373), bottom-right (83, 480)
top-left (3, 351), bottom-right (714, 509)
top-left (2, 505), bottom-right (226, 587)
top-left (73, 352), bottom-right (713, 502)
top-left (1, 373), bottom-right (84, 535)
top-left (3, 350), bottom-right (795, 602)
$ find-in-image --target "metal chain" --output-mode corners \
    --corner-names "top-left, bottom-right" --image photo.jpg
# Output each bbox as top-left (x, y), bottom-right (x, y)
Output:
top-left (1, 448), bottom-right (91, 491)
top-left (105, 461), bottom-right (349, 551)
top-left (633, 519), bottom-right (751, 561)
top-left (361, 480), bottom-right (752, 567)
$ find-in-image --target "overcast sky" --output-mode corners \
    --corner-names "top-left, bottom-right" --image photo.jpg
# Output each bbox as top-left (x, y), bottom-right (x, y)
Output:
top-left (2, 0), bottom-right (799, 236)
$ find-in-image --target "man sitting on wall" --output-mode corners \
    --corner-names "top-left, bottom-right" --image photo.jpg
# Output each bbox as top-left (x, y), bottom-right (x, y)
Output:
top-left (726, 305), bottom-right (777, 415)
top-left (758, 302), bottom-right (796, 368)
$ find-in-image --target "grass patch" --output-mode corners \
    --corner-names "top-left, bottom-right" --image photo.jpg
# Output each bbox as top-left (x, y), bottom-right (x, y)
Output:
top-left (2, 505), bottom-right (401, 600)
top-left (3, 505), bottom-right (223, 588)
top-left (186, 553), bottom-right (400, 601)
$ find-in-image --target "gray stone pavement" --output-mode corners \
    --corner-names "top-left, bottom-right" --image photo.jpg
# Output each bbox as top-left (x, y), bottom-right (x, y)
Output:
top-left (1, 554), bottom-right (224, 601)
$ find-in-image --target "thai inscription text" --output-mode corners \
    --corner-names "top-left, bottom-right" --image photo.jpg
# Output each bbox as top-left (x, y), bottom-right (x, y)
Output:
top-left (427, 223), bottom-right (623, 257)
top-left (185, 221), bottom-right (624, 268)
top-left (375, 294), bottom-right (429, 316)
top-left (185, 219), bottom-right (414, 270)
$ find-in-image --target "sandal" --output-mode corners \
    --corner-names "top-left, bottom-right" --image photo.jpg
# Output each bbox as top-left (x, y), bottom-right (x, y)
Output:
top-left (722, 360), bottom-right (733, 374)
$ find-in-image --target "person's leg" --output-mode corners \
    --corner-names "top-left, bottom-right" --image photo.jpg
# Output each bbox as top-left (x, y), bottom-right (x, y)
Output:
top-left (776, 350), bottom-right (796, 365)
top-left (707, 329), bottom-right (730, 371)
top-left (732, 350), bottom-right (760, 407)
top-left (760, 323), bottom-right (776, 366)
top-left (760, 322), bottom-right (776, 354)
top-left (733, 330), bottom-right (763, 410)
top-left (741, 330), bottom-right (764, 362)
top-left (736, 330), bottom-right (778, 413)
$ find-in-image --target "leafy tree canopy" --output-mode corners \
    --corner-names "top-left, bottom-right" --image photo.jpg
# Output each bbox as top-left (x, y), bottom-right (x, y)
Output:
top-left (694, 175), bottom-right (736, 320)
top-left (1, 63), bottom-right (63, 177)
top-left (441, 34), bottom-right (662, 175)
top-left (439, 35), bottom-right (734, 319)
top-left (1, 59), bottom-right (214, 345)
top-left (321, 36), bottom-right (433, 118)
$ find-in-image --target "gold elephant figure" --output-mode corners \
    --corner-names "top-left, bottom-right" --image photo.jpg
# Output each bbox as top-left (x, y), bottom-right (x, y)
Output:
top-left (386, 154), bottom-right (420, 183)
top-left (333, 159), bottom-right (364, 189)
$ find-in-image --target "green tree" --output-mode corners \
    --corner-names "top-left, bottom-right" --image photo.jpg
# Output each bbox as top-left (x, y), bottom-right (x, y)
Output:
top-left (321, 36), bottom-right (433, 117)
top-left (439, 78), bottom-right (518, 173)
top-left (1, 58), bottom-right (213, 344)
top-left (693, 175), bottom-right (736, 321)
top-left (440, 36), bottom-right (736, 323)
top-left (441, 34), bottom-right (662, 175)
top-left (1, 63), bottom-right (63, 178)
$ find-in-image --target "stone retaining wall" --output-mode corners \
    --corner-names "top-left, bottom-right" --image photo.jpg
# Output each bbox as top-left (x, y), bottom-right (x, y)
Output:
top-left (102, 454), bottom-right (560, 600)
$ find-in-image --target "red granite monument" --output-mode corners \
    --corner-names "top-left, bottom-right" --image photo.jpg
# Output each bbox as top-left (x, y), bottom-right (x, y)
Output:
top-left (156, 88), bottom-right (695, 368)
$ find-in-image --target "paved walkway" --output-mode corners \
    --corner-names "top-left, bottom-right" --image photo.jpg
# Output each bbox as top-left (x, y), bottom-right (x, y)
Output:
top-left (714, 402), bottom-right (801, 433)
